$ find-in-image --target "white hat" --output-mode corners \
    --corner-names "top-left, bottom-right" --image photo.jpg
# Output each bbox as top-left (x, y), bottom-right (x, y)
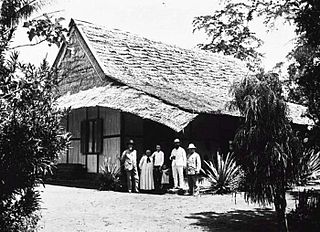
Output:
top-left (174, 138), bottom-right (180, 143)
top-left (188, 143), bottom-right (196, 149)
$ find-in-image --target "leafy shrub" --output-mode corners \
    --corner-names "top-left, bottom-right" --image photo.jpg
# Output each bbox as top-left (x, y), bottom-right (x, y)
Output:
top-left (202, 152), bottom-right (242, 194)
top-left (98, 157), bottom-right (123, 191)
top-left (0, 188), bottom-right (41, 232)
top-left (288, 189), bottom-right (320, 232)
top-left (0, 61), bottom-right (70, 231)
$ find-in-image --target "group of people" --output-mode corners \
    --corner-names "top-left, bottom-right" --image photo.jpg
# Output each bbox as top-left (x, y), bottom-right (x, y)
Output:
top-left (120, 138), bottom-right (202, 196)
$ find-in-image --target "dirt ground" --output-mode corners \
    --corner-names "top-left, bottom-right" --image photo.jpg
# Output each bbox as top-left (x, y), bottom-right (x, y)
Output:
top-left (37, 184), bottom-right (300, 232)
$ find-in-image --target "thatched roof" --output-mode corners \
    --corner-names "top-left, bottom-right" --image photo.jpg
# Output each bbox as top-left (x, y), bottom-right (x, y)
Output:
top-left (72, 19), bottom-right (248, 114)
top-left (55, 19), bottom-right (312, 131)
top-left (56, 84), bottom-right (197, 132)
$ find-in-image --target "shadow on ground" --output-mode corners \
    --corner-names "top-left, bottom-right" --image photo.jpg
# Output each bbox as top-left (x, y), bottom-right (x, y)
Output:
top-left (186, 208), bottom-right (279, 232)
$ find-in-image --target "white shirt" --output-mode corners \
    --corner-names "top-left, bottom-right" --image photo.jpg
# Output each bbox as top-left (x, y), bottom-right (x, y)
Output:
top-left (121, 149), bottom-right (137, 166)
top-left (187, 152), bottom-right (201, 174)
top-left (170, 147), bottom-right (186, 167)
top-left (152, 151), bottom-right (164, 166)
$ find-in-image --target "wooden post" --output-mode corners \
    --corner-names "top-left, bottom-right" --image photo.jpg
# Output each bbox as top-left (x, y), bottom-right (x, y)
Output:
top-left (66, 112), bottom-right (70, 164)
top-left (97, 106), bottom-right (100, 174)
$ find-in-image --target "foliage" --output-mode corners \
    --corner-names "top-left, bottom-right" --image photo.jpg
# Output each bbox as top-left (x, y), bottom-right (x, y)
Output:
top-left (202, 152), bottom-right (242, 194)
top-left (288, 189), bottom-right (320, 232)
top-left (230, 72), bottom-right (299, 231)
top-left (0, 0), bottom-right (69, 231)
top-left (193, 2), bottom-right (263, 70)
top-left (194, 0), bottom-right (320, 135)
top-left (22, 13), bottom-right (67, 48)
top-left (0, 188), bottom-right (41, 232)
top-left (297, 148), bottom-right (320, 185)
top-left (0, 57), bottom-right (70, 231)
top-left (98, 157), bottom-right (123, 191)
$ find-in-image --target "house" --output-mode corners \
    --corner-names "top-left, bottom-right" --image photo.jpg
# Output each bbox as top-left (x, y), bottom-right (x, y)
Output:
top-left (53, 19), bottom-right (312, 175)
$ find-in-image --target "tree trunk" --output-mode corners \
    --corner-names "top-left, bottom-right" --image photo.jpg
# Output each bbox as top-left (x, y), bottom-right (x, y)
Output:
top-left (274, 188), bottom-right (289, 232)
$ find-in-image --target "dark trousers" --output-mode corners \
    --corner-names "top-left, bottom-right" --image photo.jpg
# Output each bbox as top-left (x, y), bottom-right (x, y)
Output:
top-left (125, 165), bottom-right (139, 192)
top-left (153, 166), bottom-right (162, 190)
top-left (187, 174), bottom-right (199, 195)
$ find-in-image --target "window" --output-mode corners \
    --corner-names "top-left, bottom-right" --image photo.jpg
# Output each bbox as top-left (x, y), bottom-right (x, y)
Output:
top-left (80, 119), bottom-right (103, 154)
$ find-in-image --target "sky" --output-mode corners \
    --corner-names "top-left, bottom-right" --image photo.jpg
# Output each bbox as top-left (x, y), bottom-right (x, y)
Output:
top-left (12, 0), bottom-right (297, 71)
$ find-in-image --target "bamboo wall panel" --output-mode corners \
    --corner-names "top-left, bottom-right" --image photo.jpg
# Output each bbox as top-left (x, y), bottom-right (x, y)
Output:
top-left (68, 140), bottom-right (85, 165)
top-left (100, 137), bottom-right (121, 173)
top-left (87, 107), bottom-right (98, 120)
top-left (87, 155), bottom-right (97, 173)
top-left (69, 108), bottom-right (86, 138)
top-left (100, 107), bottom-right (120, 136)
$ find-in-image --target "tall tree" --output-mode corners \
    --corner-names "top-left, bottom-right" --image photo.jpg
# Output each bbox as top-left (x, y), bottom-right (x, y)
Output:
top-left (194, 1), bottom-right (320, 231)
top-left (194, 0), bottom-right (320, 128)
top-left (287, 1), bottom-right (320, 127)
top-left (230, 73), bottom-right (298, 232)
top-left (0, 1), bottom-right (68, 231)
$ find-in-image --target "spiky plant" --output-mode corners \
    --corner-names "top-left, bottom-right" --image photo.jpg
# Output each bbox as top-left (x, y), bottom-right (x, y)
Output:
top-left (98, 157), bottom-right (122, 191)
top-left (202, 152), bottom-right (242, 194)
top-left (298, 149), bottom-right (320, 185)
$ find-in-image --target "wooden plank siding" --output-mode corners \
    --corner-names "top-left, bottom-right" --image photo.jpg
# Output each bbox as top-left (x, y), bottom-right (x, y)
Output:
top-left (68, 140), bottom-right (85, 164)
top-left (59, 106), bottom-right (121, 174)
top-left (58, 116), bottom-right (68, 163)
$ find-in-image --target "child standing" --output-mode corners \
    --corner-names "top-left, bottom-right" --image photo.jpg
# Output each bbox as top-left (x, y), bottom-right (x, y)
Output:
top-left (161, 164), bottom-right (170, 191)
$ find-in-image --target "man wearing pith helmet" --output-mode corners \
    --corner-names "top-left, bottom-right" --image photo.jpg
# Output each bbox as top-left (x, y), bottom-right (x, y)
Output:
top-left (186, 143), bottom-right (201, 196)
top-left (169, 138), bottom-right (186, 189)
top-left (121, 139), bottom-right (139, 193)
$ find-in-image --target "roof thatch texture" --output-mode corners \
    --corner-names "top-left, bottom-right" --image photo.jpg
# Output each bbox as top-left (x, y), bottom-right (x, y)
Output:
top-left (55, 19), bottom-right (312, 130)
top-left (73, 19), bottom-right (249, 114)
top-left (56, 84), bottom-right (197, 132)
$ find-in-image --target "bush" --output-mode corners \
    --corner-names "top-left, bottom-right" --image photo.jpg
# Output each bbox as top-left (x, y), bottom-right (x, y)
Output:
top-left (201, 152), bottom-right (242, 194)
top-left (98, 157), bottom-right (123, 191)
top-left (0, 61), bottom-right (70, 231)
top-left (0, 188), bottom-right (41, 232)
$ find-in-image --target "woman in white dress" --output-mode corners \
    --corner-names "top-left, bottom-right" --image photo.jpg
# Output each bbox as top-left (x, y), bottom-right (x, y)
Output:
top-left (139, 149), bottom-right (154, 190)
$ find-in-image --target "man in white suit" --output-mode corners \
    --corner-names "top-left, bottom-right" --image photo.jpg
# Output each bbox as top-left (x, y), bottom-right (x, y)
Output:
top-left (170, 138), bottom-right (186, 189)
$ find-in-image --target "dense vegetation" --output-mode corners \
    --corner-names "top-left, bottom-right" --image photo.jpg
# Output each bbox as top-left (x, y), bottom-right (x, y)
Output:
top-left (0, 1), bottom-right (68, 231)
top-left (194, 1), bottom-right (320, 231)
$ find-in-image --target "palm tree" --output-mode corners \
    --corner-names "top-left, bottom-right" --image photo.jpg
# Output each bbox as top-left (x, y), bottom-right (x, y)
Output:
top-left (0, 0), bottom-right (51, 51)
top-left (230, 72), bottom-right (299, 232)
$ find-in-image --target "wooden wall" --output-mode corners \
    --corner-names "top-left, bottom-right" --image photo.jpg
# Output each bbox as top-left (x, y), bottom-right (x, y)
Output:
top-left (99, 107), bottom-right (121, 173)
top-left (60, 108), bottom-right (239, 174)
top-left (59, 107), bottom-right (121, 174)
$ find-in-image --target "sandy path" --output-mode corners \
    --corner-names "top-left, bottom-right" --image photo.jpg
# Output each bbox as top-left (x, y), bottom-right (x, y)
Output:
top-left (38, 185), bottom-right (297, 232)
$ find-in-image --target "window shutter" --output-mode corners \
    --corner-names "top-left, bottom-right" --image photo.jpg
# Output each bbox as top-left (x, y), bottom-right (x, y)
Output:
top-left (80, 120), bottom-right (88, 154)
top-left (95, 119), bottom-right (103, 153)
